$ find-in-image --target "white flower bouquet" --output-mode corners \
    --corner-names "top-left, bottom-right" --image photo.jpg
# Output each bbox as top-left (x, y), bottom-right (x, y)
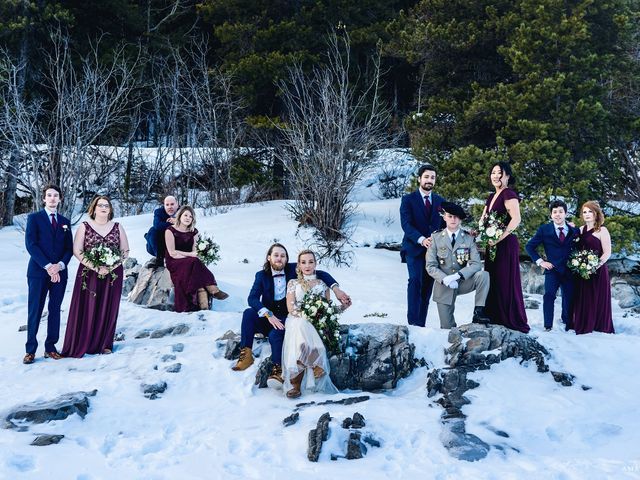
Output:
top-left (478, 211), bottom-right (509, 261)
top-left (196, 234), bottom-right (221, 265)
top-left (81, 243), bottom-right (122, 292)
top-left (300, 291), bottom-right (343, 356)
top-left (568, 249), bottom-right (600, 279)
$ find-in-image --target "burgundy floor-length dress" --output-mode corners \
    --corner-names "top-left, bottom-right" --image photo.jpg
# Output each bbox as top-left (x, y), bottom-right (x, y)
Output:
top-left (62, 222), bottom-right (124, 357)
top-left (484, 188), bottom-right (530, 333)
top-left (568, 228), bottom-right (614, 334)
top-left (165, 227), bottom-right (217, 313)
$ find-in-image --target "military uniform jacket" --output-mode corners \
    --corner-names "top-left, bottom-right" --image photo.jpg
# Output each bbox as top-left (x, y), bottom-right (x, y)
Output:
top-left (425, 229), bottom-right (482, 305)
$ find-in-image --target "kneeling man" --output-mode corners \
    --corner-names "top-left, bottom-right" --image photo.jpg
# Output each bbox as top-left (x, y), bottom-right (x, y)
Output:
top-left (426, 202), bottom-right (490, 329)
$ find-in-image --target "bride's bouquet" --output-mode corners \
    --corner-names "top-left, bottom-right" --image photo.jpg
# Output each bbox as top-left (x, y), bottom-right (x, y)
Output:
top-left (196, 234), bottom-right (221, 265)
top-left (81, 243), bottom-right (122, 292)
top-left (478, 211), bottom-right (508, 261)
top-left (300, 291), bottom-right (343, 356)
top-left (568, 249), bottom-right (600, 279)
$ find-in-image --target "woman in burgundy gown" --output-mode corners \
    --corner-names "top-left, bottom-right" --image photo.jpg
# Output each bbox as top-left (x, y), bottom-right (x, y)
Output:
top-left (165, 206), bottom-right (228, 312)
top-left (62, 196), bottom-right (130, 357)
top-left (568, 201), bottom-right (614, 334)
top-left (481, 162), bottom-right (530, 333)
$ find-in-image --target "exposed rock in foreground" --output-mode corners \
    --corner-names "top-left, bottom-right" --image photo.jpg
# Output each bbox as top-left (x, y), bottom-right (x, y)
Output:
top-left (3, 390), bottom-right (97, 430)
top-left (427, 323), bottom-right (577, 462)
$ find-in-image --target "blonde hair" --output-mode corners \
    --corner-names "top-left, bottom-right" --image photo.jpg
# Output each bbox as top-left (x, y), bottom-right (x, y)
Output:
top-left (296, 249), bottom-right (317, 289)
top-left (580, 201), bottom-right (605, 232)
top-left (175, 206), bottom-right (196, 231)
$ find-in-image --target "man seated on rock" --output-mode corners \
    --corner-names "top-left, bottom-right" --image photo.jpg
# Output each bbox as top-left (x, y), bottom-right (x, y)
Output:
top-left (233, 243), bottom-right (352, 390)
top-left (426, 202), bottom-right (490, 329)
top-left (144, 195), bottom-right (178, 268)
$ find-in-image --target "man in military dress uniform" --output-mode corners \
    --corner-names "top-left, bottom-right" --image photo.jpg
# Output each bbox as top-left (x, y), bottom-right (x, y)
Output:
top-left (425, 202), bottom-right (491, 329)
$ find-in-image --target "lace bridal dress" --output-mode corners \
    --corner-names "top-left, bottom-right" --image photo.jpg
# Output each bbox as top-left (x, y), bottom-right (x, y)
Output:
top-left (282, 275), bottom-right (338, 398)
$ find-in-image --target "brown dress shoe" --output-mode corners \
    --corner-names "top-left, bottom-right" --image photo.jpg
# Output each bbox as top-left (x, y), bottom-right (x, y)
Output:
top-left (206, 285), bottom-right (229, 300)
top-left (232, 347), bottom-right (254, 371)
top-left (266, 364), bottom-right (284, 389)
top-left (23, 353), bottom-right (35, 364)
top-left (44, 351), bottom-right (62, 360)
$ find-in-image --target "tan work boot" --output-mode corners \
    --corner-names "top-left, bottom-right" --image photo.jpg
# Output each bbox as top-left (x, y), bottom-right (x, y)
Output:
top-left (286, 370), bottom-right (305, 399)
top-left (232, 347), bottom-right (254, 371)
top-left (266, 364), bottom-right (284, 389)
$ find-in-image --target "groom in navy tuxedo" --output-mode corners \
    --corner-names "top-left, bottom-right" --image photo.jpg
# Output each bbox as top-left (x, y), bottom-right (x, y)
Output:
top-left (24, 185), bottom-right (74, 364)
top-left (233, 243), bottom-right (351, 389)
top-left (526, 200), bottom-right (579, 331)
top-left (144, 195), bottom-right (178, 268)
top-left (400, 164), bottom-right (445, 327)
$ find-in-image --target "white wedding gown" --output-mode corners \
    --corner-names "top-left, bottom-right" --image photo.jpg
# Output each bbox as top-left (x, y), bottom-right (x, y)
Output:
top-left (282, 276), bottom-right (338, 395)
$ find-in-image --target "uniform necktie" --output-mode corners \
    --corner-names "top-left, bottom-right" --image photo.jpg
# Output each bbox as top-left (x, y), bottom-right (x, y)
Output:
top-left (451, 233), bottom-right (456, 248)
top-left (273, 274), bottom-right (285, 278)
top-left (50, 213), bottom-right (57, 231)
top-left (558, 227), bottom-right (565, 243)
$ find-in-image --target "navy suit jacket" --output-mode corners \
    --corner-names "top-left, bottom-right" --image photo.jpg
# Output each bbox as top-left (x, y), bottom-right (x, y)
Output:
top-left (145, 207), bottom-right (171, 255)
top-left (248, 263), bottom-right (337, 313)
top-left (400, 190), bottom-right (445, 261)
top-left (525, 223), bottom-right (579, 275)
top-left (25, 209), bottom-right (74, 278)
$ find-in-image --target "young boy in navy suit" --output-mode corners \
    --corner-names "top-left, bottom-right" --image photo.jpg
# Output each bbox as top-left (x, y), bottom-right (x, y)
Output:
top-left (525, 200), bottom-right (579, 331)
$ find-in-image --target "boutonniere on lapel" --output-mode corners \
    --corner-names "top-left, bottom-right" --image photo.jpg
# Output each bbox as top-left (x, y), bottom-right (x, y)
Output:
top-left (62, 224), bottom-right (69, 232)
top-left (455, 247), bottom-right (470, 266)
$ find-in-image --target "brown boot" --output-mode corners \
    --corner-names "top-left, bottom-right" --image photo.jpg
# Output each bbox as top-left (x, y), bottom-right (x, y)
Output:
top-left (232, 347), bottom-right (254, 371)
top-left (312, 365), bottom-right (325, 380)
top-left (266, 364), bottom-right (284, 389)
top-left (197, 288), bottom-right (210, 310)
top-left (206, 285), bottom-right (229, 300)
top-left (286, 370), bottom-right (305, 399)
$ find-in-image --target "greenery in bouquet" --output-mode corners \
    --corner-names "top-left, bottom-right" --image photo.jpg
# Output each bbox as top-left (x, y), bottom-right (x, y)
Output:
top-left (568, 249), bottom-right (600, 280)
top-left (196, 234), bottom-right (221, 265)
top-left (477, 211), bottom-right (509, 261)
top-left (300, 291), bottom-right (343, 356)
top-left (81, 243), bottom-right (122, 293)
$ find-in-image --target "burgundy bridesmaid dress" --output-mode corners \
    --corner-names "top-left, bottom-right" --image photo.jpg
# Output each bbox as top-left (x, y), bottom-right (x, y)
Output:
top-left (62, 222), bottom-right (123, 357)
top-left (165, 227), bottom-right (218, 312)
top-left (483, 188), bottom-right (530, 333)
top-left (568, 228), bottom-right (614, 334)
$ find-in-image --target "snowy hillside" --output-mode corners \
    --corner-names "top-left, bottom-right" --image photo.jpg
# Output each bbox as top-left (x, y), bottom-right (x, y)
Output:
top-left (0, 198), bottom-right (639, 480)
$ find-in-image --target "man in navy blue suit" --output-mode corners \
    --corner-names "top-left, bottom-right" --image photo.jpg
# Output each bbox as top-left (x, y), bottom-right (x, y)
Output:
top-left (232, 243), bottom-right (351, 389)
top-left (526, 200), bottom-right (579, 331)
top-left (24, 184), bottom-right (74, 364)
top-left (400, 164), bottom-right (445, 327)
top-left (144, 195), bottom-right (178, 267)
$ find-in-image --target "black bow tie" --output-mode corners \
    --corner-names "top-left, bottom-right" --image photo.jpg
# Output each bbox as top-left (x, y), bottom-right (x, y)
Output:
top-left (273, 273), bottom-right (285, 278)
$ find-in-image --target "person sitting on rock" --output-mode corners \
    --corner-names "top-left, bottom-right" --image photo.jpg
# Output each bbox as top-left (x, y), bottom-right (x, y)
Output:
top-left (425, 202), bottom-right (490, 329)
top-left (144, 195), bottom-right (178, 268)
top-left (233, 243), bottom-right (351, 391)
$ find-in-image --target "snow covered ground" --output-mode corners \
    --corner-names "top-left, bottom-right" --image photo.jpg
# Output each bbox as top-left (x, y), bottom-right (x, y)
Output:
top-left (1, 197), bottom-right (639, 480)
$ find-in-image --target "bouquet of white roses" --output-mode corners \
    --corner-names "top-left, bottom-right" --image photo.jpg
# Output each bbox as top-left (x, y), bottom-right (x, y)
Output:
top-left (300, 291), bottom-right (343, 356)
top-left (568, 249), bottom-right (600, 279)
top-left (478, 211), bottom-right (508, 261)
top-left (81, 243), bottom-right (122, 292)
top-left (196, 234), bottom-right (221, 265)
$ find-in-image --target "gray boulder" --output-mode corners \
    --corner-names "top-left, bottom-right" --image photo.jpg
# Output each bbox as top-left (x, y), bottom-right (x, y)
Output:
top-left (31, 434), bottom-right (64, 446)
top-left (4, 390), bottom-right (97, 430)
top-left (520, 262), bottom-right (545, 295)
top-left (611, 279), bottom-right (640, 309)
top-left (122, 257), bottom-right (142, 298)
top-left (128, 265), bottom-right (174, 310)
top-left (330, 323), bottom-right (416, 391)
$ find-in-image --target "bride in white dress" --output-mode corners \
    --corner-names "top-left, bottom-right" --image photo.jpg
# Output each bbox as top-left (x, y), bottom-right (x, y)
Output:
top-left (282, 250), bottom-right (339, 399)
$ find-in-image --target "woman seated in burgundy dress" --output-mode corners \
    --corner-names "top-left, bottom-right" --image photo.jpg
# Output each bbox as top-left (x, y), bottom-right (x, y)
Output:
top-left (165, 206), bottom-right (228, 312)
top-left (567, 201), bottom-right (614, 334)
top-left (62, 195), bottom-right (130, 357)
top-left (481, 162), bottom-right (530, 333)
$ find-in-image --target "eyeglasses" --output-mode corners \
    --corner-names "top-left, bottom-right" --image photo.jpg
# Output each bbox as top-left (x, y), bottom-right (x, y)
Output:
top-left (96, 203), bottom-right (110, 208)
